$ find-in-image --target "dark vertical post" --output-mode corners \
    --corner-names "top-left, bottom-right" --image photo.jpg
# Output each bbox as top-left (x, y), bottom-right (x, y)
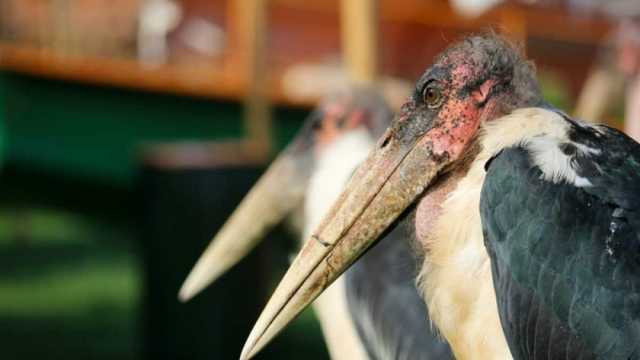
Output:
top-left (138, 142), bottom-right (271, 360)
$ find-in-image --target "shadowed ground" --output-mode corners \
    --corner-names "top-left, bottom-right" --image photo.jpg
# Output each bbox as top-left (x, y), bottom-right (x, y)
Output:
top-left (0, 208), bottom-right (328, 359)
top-left (0, 209), bottom-right (140, 359)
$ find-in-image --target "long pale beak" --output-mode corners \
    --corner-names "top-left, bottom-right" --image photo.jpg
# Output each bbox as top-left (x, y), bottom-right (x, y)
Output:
top-left (239, 113), bottom-right (454, 359)
top-left (179, 148), bottom-right (310, 302)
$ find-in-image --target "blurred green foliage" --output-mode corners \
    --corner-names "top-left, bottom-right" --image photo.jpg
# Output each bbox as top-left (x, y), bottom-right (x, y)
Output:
top-left (0, 206), bottom-right (329, 359)
top-left (0, 209), bottom-right (140, 359)
top-left (538, 69), bottom-right (573, 112)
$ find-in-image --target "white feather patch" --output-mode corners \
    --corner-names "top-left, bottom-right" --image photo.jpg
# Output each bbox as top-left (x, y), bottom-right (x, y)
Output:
top-left (482, 107), bottom-right (598, 187)
top-left (526, 136), bottom-right (593, 187)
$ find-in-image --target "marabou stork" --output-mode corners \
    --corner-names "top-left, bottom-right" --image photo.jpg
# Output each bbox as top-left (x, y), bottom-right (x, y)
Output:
top-left (240, 35), bottom-right (640, 360)
top-left (179, 87), bottom-right (451, 359)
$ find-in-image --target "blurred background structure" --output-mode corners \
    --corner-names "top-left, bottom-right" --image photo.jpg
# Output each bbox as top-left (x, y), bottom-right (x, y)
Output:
top-left (0, 0), bottom-right (636, 358)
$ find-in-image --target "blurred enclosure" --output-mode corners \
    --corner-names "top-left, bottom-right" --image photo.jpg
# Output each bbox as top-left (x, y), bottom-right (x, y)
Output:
top-left (0, 0), bottom-right (633, 359)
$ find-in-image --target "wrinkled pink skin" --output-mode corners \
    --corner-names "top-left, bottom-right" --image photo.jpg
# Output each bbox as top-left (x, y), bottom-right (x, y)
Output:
top-left (415, 170), bottom-right (465, 245)
top-left (410, 65), bottom-right (499, 249)
top-left (428, 65), bottom-right (493, 162)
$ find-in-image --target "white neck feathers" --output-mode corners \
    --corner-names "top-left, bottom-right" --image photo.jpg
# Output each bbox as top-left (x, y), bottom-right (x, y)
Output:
top-left (417, 107), bottom-right (575, 360)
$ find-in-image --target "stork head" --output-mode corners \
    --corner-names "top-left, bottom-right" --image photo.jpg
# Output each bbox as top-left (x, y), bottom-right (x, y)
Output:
top-left (178, 86), bottom-right (391, 302)
top-left (305, 87), bottom-right (391, 156)
top-left (240, 35), bottom-right (543, 359)
top-left (389, 35), bottom-right (541, 162)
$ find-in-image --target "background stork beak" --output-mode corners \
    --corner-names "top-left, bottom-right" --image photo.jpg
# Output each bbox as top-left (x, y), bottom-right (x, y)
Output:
top-left (178, 143), bottom-right (312, 302)
top-left (239, 111), bottom-right (453, 359)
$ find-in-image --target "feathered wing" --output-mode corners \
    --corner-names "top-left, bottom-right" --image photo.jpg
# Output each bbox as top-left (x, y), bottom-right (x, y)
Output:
top-left (480, 125), bottom-right (640, 360)
top-left (345, 223), bottom-right (453, 360)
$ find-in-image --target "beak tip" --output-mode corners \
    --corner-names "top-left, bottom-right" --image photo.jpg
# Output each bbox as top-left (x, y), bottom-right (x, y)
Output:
top-left (177, 286), bottom-right (192, 302)
top-left (240, 320), bottom-right (269, 360)
top-left (177, 261), bottom-right (225, 303)
top-left (239, 340), bottom-right (256, 360)
top-left (177, 274), bottom-right (200, 303)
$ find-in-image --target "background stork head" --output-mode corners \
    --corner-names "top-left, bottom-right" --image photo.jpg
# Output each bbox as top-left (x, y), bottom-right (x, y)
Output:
top-left (240, 34), bottom-right (543, 360)
top-left (178, 86), bottom-right (391, 302)
top-left (308, 87), bottom-right (391, 154)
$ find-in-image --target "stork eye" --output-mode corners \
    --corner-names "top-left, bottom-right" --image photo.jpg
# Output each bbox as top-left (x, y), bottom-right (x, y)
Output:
top-left (423, 86), bottom-right (443, 108)
top-left (311, 118), bottom-right (322, 131)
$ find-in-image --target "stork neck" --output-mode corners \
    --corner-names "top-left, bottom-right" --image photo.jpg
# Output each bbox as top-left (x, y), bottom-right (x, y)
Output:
top-left (416, 107), bottom-right (576, 359)
top-left (416, 135), bottom-right (510, 359)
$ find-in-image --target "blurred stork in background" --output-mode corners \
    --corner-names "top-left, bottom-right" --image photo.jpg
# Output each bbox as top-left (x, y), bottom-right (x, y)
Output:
top-left (183, 0), bottom-right (453, 356)
top-left (178, 87), bottom-right (386, 359)
top-left (575, 19), bottom-right (640, 139)
top-left (180, 87), bottom-right (452, 359)
top-left (560, 1), bottom-right (640, 142)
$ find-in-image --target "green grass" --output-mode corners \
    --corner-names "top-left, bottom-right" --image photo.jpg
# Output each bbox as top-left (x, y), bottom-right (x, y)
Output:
top-left (0, 208), bottom-right (140, 359)
top-left (0, 207), bottom-right (331, 360)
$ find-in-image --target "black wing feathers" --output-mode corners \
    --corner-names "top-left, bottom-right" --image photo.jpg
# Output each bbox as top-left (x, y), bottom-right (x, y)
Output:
top-left (565, 119), bottom-right (640, 211)
top-left (481, 138), bottom-right (640, 360)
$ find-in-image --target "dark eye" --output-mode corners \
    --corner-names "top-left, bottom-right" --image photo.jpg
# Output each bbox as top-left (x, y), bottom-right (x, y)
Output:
top-left (422, 86), bottom-right (443, 108)
top-left (311, 118), bottom-right (322, 131)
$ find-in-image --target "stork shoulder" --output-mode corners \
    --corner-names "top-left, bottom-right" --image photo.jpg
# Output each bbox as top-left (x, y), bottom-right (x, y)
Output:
top-left (482, 107), bottom-right (640, 200)
top-left (480, 143), bottom-right (640, 359)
